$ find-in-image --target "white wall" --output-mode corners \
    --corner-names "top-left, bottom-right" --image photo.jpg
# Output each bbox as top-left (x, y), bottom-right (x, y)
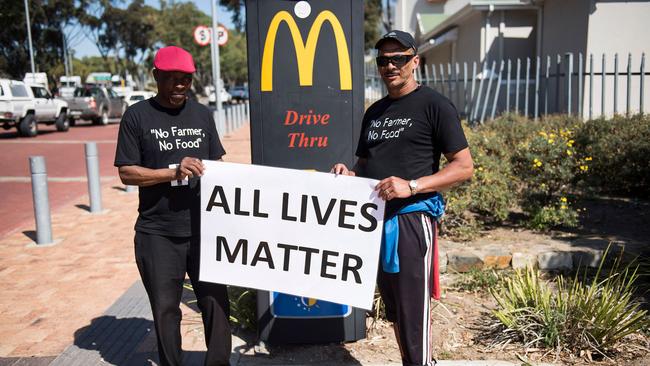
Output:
top-left (581, 1), bottom-right (650, 118)
top-left (395, 0), bottom-right (445, 36)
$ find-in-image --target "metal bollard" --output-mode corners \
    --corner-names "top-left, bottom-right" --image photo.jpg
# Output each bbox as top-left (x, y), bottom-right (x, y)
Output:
top-left (239, 103), bottom-right (245, 127)
top-left (85, 142), bottom-right (103, 213)
top-left (236, 104), bottom-right (242, 129)
top-left (29, 156), bottom-right (53, 244)
top-left (224, 106), bottom-right (230, 135)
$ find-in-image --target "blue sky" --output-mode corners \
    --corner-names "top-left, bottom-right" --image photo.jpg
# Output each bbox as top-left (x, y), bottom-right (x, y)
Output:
top-left (74, 0), bottom-right (235, 58)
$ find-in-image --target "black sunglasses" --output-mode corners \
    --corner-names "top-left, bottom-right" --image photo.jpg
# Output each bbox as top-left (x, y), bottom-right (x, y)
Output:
top-left (375, 54), bottom-right (415, 67)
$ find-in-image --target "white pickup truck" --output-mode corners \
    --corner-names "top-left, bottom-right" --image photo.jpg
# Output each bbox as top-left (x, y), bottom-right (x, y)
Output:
top-left (0, 79), bottom-right (69, 137)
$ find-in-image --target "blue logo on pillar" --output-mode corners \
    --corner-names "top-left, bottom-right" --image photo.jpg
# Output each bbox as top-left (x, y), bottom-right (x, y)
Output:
top-left (270, 292), bottom-right (351, 318)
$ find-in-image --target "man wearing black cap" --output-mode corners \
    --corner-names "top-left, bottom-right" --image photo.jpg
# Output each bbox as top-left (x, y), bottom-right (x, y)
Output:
top-left (115, 46), bottom-right (231, 366)
top-left (332, 30), bottom-right (473, 365)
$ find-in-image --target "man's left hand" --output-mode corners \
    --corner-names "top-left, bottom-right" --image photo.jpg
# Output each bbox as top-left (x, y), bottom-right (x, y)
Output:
top-left (376, 176), bottom-right (411, 201)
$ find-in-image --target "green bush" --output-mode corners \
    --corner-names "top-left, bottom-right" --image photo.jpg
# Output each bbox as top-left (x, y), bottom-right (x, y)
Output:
top-left (452, 268), bottom-right (502, 292)
top-left (442, 122), bottom-right (517, 240)
top-left (442, 114), bottom-right (649, 236)
top-left (228, 286), bottom-right (257, 329)
top-left (489, 247), bottom-right (649, 358)
top-left (511, 123), bottom-right (586, 229)
top-left (575, 114), bottom-right (650, 197)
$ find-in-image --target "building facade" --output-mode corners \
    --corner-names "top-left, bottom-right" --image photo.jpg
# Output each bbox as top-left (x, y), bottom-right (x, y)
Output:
top-left (394, 0), bottom-right (650, 118)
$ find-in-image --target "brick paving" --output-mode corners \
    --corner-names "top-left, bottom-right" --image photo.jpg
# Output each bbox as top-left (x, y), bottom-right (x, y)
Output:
top-left (0, 124), bottom-right (251, 359)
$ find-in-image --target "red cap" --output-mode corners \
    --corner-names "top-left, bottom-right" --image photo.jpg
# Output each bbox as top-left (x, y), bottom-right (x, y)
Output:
top-left (153, 46), bottom-right (196, 73)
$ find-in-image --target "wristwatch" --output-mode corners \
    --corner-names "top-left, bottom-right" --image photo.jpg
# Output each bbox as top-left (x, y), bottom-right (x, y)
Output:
top-left (408, 179), bottom-right (418, 196)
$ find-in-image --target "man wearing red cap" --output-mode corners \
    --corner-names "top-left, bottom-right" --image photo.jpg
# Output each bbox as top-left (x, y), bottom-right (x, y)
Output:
top-left (114, 46), bottom-right (231, 366)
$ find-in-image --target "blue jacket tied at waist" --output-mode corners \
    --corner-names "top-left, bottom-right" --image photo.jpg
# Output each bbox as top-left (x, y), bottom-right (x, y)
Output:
top-left (381, 193), bottom-right (445, 273)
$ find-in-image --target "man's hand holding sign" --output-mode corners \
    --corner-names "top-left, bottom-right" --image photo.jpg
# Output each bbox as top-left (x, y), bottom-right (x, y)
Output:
top-left (200, 162), bottom-right (385, 310)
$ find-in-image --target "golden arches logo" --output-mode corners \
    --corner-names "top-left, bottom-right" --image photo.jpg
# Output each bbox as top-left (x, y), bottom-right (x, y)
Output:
top-left (261, 10), bottom-right (352, 92)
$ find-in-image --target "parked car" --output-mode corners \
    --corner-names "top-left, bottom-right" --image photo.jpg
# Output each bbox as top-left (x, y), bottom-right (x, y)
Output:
top-left (59, 75), bottom-right (82, 98)
top-left (207, 87), bottom-right (232, 106)
top-left (111, 74), bottom-right (135, 97)
top-left (27, 83), bottom-right (70, 132)
top-left (63, 86), bottom-right (126, 126)
top-left (228, 85), bottom-right (249, 103)
top-left (125, 91), bottom-right (155, 107)
top-left (0, 79), bottom-right (69, 137)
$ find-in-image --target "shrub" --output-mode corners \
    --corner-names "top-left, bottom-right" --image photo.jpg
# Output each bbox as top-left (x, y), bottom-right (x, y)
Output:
top-left (452, 268), bottom-right (502, 292)
top-left (441, 123), bottom-right (516, 240)
top-left (575, 114), bottom-right (650, 197)
top-left (489, 247), bottom-right (649, 358)
top-left (228, 287), bottom-right (257, 329)
top-left (511, 122), bottom-right (587, 229)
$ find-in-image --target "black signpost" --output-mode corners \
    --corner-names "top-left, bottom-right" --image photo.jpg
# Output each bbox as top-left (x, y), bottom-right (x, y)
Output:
top-left (245, 0), bottom-right (366, 343)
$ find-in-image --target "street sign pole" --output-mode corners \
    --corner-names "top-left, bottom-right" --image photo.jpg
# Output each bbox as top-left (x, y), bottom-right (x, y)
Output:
top-left (210, 0), bottom-right (222, 115)
top-left (24, 0), bottom-right (36, 75)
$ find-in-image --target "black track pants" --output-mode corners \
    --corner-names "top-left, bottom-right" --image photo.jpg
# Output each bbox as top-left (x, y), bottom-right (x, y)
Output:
top-left (134, 231), bottom-right (231, 366)
top-left (378, 213), bottom-right (437, 366)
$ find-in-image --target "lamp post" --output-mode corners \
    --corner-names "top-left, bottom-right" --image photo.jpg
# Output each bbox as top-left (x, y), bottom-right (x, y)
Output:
top-left (24, 0), bottom-right (36, 74)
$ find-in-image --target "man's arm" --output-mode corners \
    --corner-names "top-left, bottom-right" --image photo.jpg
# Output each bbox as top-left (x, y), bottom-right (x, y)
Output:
top-left (375, 148), bottom-right (473, 200)
top-left (118, 157), bottom-right (206, 187)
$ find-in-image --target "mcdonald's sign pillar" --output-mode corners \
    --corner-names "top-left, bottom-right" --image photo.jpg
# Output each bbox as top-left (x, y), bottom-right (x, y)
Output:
top-left (246, 0), bottom-right (366, 343)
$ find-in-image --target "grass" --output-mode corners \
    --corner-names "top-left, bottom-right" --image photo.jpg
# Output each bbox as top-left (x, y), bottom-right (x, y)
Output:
top-left (452, 268), bottom-right (503, 292)
top-left (488, 245), bottom-right (649, 360)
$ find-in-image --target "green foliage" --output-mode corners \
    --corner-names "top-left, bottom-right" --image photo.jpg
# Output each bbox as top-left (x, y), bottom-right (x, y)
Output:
top-left (363, 0), bottom-right (383, 51)
top-left (489, 247), bottom-right (649, 357)
top-left (228, 287), bottom-right (257, 329)
top-left (452, 268), bottom-right (502, 292)
top-left (0, 0), bottom-right (79, 80)
top-left (575, 114), bottom-right (650, 197)
top-left (511, 123), bottom-right (585, 229)
top-left (442, 114), bottom-right (648, 238)
top-left (442, 122), bottom-right (516, 239)
top-left (219, 30), bottom-right (248, 86)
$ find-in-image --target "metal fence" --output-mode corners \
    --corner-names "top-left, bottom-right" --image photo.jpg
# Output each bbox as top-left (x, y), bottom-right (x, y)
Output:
top-left (365, 52), bottom-right (648, 123)
top-left (214, 101), bottom-right (250, 136)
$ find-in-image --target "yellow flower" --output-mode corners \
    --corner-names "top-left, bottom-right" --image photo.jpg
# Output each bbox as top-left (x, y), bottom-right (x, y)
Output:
top-left (585, 156), bottom-right (592, 161)
top-left (561, 205), bottom-right (568, 210)
top-left (580, 165), bottom-right (589, 172)
top-left (567, 140), bottom-right (574, 147)
top-left (478, 167), bottom-right (484, 171)
top-left (566, 150), bottom-right (573, 156)
top-left (533, 158), bottom-right (542, 168)
top-left (539, 131), bottom-right (548, 138)
top-left (560, 197), bottom-right (567, 202)
top-left (548, 139), bottom-right (555, 144)
top-left (549, 133), bottom-right (557, 139)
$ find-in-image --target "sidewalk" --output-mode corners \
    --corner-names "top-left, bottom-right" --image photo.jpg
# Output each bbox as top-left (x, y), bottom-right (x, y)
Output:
top-left (0, 124), bottom-right (556, 366)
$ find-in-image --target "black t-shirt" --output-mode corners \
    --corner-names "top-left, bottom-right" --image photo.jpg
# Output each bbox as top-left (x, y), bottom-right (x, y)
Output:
top-left (114, 98), bottom-right (226, 237)
top-left (356, 86), bottom-right (468, 217)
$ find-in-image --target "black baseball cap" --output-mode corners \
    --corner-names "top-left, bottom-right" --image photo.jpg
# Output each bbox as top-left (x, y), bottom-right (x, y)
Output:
top-left (374, 30), bottom-right (417, 52)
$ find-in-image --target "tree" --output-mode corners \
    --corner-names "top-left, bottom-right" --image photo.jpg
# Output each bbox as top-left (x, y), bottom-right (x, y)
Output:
top-left (220, 30), bottom-right (247, 86)
top-left (364, 0), bottom-right (382, 51)
top-left (156, 2), bottom-right (213, 92)
top-left (78, 0), bottom-right (157, 86)
top-left (0, 0), bottom-right (82, 82)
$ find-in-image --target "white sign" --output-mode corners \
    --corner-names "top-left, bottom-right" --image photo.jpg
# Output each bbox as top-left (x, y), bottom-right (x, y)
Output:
top-left (194, 25), bottom-right (211, 46)
top-left (200, 162), bottom-right (385, 310)
top-left (216, 25), bottom-right (228, 46)
top-left (194, 25), bottom-right (228, 47)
